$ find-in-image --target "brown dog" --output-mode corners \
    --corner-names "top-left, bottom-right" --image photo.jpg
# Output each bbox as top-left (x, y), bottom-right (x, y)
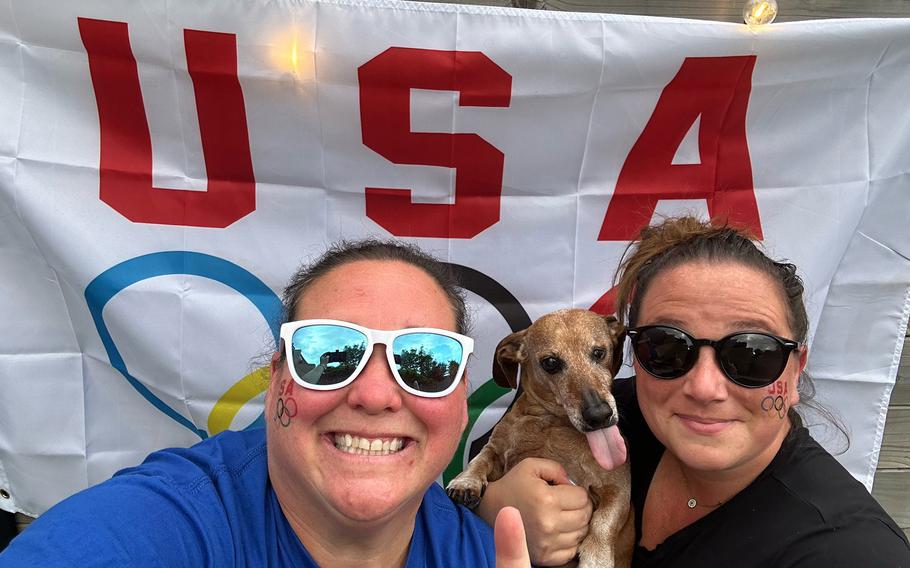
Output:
top-left (447, 309), bottom-right (633, 568)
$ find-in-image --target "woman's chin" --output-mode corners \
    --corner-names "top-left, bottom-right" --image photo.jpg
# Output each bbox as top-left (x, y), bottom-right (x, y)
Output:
top-left (326, 482), bottom-right (419, 525)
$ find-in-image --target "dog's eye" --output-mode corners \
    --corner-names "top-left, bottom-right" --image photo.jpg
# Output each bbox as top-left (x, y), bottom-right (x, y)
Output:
top-left (592, 347), bottom-right (606, 361)
top-left (540, 356), bottom-right (563, 374)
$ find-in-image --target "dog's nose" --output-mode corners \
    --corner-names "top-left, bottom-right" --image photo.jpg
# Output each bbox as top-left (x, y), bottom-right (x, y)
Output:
top-left (581, 390), bottom-right (614, 430)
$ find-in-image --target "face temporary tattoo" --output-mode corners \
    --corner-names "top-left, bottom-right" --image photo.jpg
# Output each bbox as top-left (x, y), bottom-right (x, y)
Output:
top-left (767, 381), bottom-right (788, 396)
top-left (761, 380), bottom-right (787, 419)
top-left (272, 378), bottom-right (297, 427)
top-left (761, 395), bottom-right (786, 419)
top-left (275, 396), bottom-right (298, 427)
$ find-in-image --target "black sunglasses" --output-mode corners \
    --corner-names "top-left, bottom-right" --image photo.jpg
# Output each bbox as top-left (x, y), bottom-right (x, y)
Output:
top-left (626, 325), bottom-right (800, 389)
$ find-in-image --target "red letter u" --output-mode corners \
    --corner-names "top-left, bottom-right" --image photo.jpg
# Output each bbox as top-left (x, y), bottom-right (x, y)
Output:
top-left (79, 18), bottom-right (255, 228)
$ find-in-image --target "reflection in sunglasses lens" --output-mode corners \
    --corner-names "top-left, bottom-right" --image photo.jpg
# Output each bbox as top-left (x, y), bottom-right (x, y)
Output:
top-left (636, 327), bottom-right (694, 379)
top-left (633, 327), bottom-right (788, 387)
top-left (291, 325), bottom-right (367, 386)
top-left (393, 333), bottom-right (464, 393)
top-left (720, 334), bottom-right (784, 387)
top-left (289, 325), bottom-right (466, 394)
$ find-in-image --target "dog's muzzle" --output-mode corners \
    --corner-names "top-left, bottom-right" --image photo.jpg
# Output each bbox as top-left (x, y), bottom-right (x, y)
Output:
top-left (580, 388), bottom-right (616, 431)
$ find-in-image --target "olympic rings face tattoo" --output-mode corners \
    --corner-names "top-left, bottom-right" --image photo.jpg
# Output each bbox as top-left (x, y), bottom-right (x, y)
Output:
top-left (276, 396), bottom-right (298, 427)
top-left (761, 395), bottom-right (786, 419)
top-left (761, 380), bottom-right (789, 419)
top-left (274, 378), bottom-right (298, 427)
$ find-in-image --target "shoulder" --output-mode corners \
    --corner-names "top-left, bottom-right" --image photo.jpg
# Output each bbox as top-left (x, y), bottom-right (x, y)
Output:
top-left (776, 520), bottom-right (910, 567)
top-left (419, 484), bottom-right (494, 543)
top-left (766, 428), bottom-right (910, 565)
top-left (411, 484), bottom-right (494, 567)
top-left (0, 429), bottom-right (271, 567)
top-left (641, 429), bottom-right (910, 567)
top-left (116, 428), bottom-right (268, 487)
top-left (772, 428), bottom-right (890, 523)
top-left (105, 428), bottom-right (271, 510)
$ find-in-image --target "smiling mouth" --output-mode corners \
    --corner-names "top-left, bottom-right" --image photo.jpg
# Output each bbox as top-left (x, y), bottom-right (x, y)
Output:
top-left (677, 415), bottom-right (734, 434)
top-left (333, 434), bottom-right (406, 456)
top-left (680, 415), bottom-right (727, 424)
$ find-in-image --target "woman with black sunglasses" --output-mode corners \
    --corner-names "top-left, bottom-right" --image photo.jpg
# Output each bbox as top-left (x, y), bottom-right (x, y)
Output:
top-left (481, 216), bottom-right (910, 567)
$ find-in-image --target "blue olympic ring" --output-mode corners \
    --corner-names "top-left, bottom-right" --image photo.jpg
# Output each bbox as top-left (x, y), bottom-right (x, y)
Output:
top-left (84, 251), bottom-right (282, 439)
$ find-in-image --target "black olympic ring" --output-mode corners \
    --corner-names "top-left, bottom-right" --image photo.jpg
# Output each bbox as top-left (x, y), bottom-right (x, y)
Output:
top-left (445, 264), bottom-right (532, 461)
top-left (275, 397), bottom-right (298, 427)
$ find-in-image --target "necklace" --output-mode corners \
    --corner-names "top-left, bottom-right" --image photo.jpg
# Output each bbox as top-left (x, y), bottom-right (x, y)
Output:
top-left (675, 458), bottom-right (725, 509)
top-left (686, 496), bottom-right (723, 509)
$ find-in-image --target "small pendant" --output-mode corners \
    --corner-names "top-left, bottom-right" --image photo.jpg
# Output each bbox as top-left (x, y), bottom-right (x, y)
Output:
top-left (687, 498), bottom-right (697, 509)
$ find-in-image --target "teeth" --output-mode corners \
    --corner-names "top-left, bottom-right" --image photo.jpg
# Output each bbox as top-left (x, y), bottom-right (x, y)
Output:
top-left (333, 434), bottom-right (406, 456)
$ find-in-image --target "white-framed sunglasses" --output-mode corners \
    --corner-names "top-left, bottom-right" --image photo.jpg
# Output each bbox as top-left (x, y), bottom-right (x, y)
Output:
top-left (279, 319), bottom-right (474, 398)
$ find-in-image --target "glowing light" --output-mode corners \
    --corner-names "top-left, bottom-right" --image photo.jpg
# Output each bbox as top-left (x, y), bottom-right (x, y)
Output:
top-left (268, 28), bottom-right (312, 80)
top-left (291, 38), bottom-right (300, 75)
top-left (743, 0), bottom-right (778, 26)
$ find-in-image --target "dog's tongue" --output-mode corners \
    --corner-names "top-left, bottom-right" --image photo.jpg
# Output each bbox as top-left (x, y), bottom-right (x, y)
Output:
top-left (586, 425), bottom-right (627, 471)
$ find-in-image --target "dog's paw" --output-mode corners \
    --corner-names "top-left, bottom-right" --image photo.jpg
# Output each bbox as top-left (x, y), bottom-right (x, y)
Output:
top-left (445, 476), bottom-right (486, 510)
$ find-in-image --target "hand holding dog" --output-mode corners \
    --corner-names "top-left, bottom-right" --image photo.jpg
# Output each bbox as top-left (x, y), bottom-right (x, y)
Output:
top-left (480, 458), bottom-right (593, 566)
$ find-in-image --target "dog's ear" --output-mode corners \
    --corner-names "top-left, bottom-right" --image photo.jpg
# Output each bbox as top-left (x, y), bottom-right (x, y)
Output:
top-left (602, 315), bottom-right (626, 378)
top-left (492, 329), bottom-right (527, 389)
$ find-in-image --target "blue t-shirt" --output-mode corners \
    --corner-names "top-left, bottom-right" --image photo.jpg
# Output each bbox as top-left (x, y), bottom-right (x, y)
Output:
top-left (0, 429), bottom-right (494, 567)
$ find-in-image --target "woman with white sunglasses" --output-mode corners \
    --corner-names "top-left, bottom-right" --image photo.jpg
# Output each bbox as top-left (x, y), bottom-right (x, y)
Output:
top-left (265, 242), bottom-right (484, 567)
top-left (1, 240), bottom-right (532, 567)
top-left (479, 216), bottom-right (910, 567)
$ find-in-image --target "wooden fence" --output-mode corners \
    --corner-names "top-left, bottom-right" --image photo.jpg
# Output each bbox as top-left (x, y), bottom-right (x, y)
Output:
top-left (876, 338), bottom-right (910, 537)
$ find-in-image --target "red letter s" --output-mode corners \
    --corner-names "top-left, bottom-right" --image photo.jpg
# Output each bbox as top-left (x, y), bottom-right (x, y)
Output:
top-left (359, 48), bottom-right (511, 239)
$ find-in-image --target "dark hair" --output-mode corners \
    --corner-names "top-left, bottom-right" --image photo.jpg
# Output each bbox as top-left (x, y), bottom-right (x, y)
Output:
top-left (280, 239), bottom-right (468, 335)
top-left (614, 216), bottom-right (845, 444)
top-left (615, 217), bottom-right (808, 344)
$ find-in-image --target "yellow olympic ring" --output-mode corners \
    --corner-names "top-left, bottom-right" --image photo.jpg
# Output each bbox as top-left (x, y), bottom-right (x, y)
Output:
top-left (207, 366), bottom-right (270, 435)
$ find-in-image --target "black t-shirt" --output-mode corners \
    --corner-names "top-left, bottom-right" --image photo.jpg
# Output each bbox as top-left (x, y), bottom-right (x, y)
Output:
top-left (614, 376), bottom-right (910, 567)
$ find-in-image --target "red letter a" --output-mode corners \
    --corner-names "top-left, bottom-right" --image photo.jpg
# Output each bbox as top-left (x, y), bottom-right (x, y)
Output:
top-left (598, 56), bottom-right (762, 241)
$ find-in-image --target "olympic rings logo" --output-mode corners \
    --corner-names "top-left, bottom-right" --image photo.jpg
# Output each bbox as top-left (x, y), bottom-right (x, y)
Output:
top-left (761, 395), bottom-right (786, 419)
top-left (275, 397), bottom-right (298, 427)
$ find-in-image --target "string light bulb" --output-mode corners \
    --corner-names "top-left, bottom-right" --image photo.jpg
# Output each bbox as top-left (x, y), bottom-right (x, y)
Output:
top-left (743, 0), bottom-right (778, 26)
